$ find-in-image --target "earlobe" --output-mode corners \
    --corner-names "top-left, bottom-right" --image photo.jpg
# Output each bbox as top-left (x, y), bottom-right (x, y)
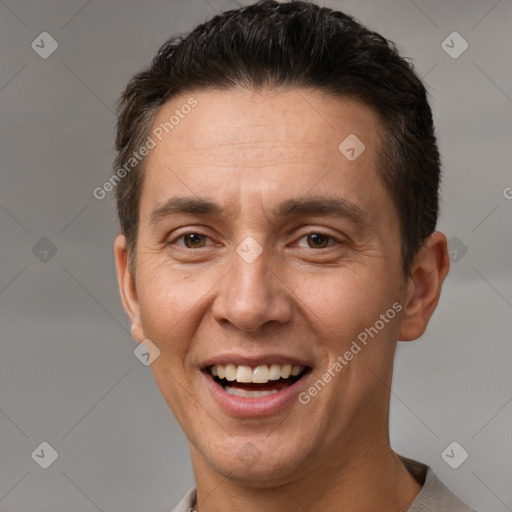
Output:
top-left (114, 234), bottom-right (144, 342)
top-left (398, 232), bottom-right (450, 342)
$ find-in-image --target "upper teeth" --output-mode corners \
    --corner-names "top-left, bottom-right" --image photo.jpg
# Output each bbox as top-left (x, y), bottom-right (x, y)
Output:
top-left (211, 364), bottom-right (304, 383)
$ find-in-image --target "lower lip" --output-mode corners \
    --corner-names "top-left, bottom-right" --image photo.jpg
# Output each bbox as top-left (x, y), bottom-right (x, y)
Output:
top-left (202, 371), bottom-right (309, 417)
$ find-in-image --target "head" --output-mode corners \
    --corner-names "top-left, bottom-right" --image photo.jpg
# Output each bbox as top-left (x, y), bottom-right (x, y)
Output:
top-left (114, 0), bottom-right (449, 488)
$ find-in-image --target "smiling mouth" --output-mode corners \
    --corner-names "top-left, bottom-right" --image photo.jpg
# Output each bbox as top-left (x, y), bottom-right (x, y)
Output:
top-left (206, 363), bottom-right (310, 398)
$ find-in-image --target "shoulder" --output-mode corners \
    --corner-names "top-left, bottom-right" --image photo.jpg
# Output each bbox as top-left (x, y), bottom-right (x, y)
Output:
top-left (400, 455), bottom-right (478, 512)
top-left (170, 486), bottom-right (197, 512)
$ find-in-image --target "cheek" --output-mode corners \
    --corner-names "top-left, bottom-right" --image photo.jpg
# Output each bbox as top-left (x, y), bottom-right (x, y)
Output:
top-left (136, 264), bottom-right (206, 352)
top-left (293, 267), bottom-right (377, 319)
top-left (287, 266), bottom-right (401, 355)
top-left (135, 267), bottom-right (209, 423)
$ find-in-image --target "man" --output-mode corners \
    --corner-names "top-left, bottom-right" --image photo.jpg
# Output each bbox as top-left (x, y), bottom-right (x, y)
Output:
top-left (113, 1), bottom-right (476, 510)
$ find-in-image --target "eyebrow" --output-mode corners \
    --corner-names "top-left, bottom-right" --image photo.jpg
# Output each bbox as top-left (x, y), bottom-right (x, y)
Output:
top-left (148, 195), bottom-right (369, 227)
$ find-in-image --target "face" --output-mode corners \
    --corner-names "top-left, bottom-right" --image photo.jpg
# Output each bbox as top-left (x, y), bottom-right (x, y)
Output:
top-left (115, 88), bottom-right (444, 486)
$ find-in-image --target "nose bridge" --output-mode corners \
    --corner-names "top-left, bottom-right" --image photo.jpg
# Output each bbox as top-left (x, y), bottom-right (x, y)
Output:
top-left (213, 239), bottom-right (291, 332)
top-left (234, 244), bottom-right (270, 300)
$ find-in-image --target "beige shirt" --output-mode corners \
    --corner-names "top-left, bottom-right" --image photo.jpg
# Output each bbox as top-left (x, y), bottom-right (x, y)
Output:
top-left (171, 456), bottom-right (477, 512)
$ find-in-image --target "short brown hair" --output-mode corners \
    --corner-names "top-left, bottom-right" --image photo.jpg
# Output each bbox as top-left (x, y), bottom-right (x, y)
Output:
top-left (114, 0), bottom-right (441, 275)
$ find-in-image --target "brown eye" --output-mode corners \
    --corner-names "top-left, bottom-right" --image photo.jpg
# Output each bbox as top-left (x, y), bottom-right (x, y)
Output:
top-left (171, 232), bottom-right (208, 249)
top-left (306, 233), bottom-right (330, 249)
top-left (182, 233), bottom-right (207, 248)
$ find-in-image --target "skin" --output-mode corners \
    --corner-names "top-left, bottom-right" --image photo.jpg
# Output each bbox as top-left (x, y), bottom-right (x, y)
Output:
top-left (115, 88), bottom-right (450, 512)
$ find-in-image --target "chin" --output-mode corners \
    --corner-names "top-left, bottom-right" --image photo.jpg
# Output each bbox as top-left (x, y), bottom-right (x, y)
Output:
top-left (200, 436), bottom-right (315, 486)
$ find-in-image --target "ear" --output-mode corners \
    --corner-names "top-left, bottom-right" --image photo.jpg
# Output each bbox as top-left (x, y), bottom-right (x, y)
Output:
top-left (114, 234), bottom-right (144, 342)
top-left (398, 231), bottom-right (450, 341)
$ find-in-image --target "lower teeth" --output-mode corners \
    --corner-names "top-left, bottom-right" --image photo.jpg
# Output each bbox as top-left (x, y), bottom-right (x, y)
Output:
top-left (224, 386), bottom-right (280, 398)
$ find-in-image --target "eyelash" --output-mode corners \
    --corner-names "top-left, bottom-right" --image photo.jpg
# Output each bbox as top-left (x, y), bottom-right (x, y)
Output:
top-left (168, 230), bottom-right (342, 250)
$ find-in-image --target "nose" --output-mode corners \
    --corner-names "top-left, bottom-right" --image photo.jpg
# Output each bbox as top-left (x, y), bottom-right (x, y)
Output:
top-left (211, 243), bottom-right (292, 333)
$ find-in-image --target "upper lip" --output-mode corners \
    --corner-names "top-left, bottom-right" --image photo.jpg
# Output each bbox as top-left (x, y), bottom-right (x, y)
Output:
top-left (201, 353), bottom-right (312, 369)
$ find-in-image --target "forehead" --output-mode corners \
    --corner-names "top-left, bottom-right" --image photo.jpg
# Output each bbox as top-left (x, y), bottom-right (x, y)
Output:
top-left (140, 88), bottom-right (393, 229)
top-left (149, 88), bottom-right (380, 162)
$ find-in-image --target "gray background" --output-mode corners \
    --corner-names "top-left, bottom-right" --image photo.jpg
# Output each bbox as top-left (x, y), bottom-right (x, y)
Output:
top-left (1, 0), bottom-right (511, 511)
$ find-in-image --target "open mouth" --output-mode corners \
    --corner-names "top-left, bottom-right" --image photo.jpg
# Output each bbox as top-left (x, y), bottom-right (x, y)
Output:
top-left (206, 363), bottom-right (310, 398)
